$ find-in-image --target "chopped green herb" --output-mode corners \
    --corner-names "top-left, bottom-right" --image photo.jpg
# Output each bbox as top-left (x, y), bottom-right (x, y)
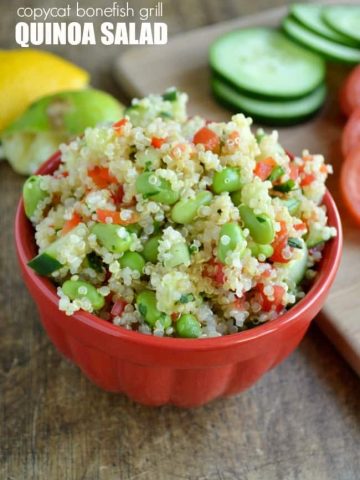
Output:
top-left (268, 165), bottom-right (285, 182)
top-left (159, 111), bottom-right (173, 119)
top-left (86, 252), bottom-right (103, 272)
top-left (273, 179), bottom-right (295, 193)
top-left (288, 237), bottom-right (303, 249)
top-left (281, 198), bottom-right (301, 215)
top-left (189, 244), bottom-right (199, 254)
top-left (144, 160), bottom-right (153, 172)
top-left (179, 293), bottom-right (194, 304)
top-left (162, 89), bottom-right (178, 101)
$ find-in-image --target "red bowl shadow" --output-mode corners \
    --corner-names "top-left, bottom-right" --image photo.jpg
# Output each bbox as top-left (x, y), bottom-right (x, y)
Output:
top-left (15, 151), bottom-right (343, 407)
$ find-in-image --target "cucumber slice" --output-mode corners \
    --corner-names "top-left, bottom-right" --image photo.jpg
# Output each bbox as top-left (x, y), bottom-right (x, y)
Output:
top-left (280, 239), bottom-right (308, 287)
top-left (28, 225), bottom-right (85, 275)
top-left (211, 77), bottom-right (326, 125)
top-left (283, 16), bottom-right (360, 64)
top-left (290, 4), bottom-right (358, 47)
top-left (91, 223), bottom-right (132, 254)
top-left (323, 6), bottom-right (360, 45)
top-left (281, 198), bottom-right (301, 215)
top-left (210, 28), bottom-right (325, 100)
top-left (306, 223), bottom-right (336, 248)
top-left (28, 253), bottom-right (62, 276)
top-left (164, 242), bottom-right (190, 268)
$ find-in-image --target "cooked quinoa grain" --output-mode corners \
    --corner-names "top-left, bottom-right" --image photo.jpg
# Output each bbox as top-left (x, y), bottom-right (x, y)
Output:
top-left (24, 89), bottom-right (336, 338)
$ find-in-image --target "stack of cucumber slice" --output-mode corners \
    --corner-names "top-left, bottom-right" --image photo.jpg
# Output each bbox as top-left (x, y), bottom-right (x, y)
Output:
top-left (283, 4), bottom-right (360, 64)
top-left (210, 28), bottom-right (327, 125)
top-left (210, 4), bottom-right (360, 125)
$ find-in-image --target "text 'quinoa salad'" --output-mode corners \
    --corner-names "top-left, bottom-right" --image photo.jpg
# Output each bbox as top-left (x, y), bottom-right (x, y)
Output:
top-left (23, 89), bottom-right (336, 338)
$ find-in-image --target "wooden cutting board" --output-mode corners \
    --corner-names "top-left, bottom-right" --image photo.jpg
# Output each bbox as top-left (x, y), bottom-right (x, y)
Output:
top-left (114, 0), bottom-right (360, 375)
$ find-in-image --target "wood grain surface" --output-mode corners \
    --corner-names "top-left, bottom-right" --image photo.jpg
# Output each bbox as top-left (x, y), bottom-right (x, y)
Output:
top-left (0, 1), bottom-right (359, 480)
top-left (114, 0), bottom-right (360, 376)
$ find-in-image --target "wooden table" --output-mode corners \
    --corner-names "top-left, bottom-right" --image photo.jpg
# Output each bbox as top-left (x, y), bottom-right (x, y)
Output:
top-left (1, 1), bottom-right (359, 479)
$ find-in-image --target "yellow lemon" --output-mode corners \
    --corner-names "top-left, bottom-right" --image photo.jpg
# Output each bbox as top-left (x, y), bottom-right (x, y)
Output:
top-left (0, 49), bottom-right (89, 132)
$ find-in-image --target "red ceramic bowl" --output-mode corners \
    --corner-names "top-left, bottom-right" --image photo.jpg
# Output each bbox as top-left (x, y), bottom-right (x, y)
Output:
top-left (15, 152), bottom-right (343, 407)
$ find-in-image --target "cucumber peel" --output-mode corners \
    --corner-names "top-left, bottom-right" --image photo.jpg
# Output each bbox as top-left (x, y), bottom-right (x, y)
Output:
top-left (290, 4), bottom-right (358, 47)
top-left (306, 223), bottom-right (335, 248)
top-left (211, 76), bottom-right (326, 125)
top-left (28, 252), bottom-right (63, 276)
top-left (280, 239), bottom-right (308, 287)
top-left (28, 225), bottom-right (85, 275)
top-left (322, 6), bottom-right (360, 45)
top-left (283, 16), bottom-right (360, 64)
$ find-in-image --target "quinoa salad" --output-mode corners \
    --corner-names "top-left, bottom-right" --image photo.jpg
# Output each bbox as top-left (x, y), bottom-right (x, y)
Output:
top-left (23, 89), bottom-right (336, 338)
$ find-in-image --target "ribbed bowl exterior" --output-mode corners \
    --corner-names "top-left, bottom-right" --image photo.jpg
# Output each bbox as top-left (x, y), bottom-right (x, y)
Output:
top-left (15, 152), bottom-right (343, 407)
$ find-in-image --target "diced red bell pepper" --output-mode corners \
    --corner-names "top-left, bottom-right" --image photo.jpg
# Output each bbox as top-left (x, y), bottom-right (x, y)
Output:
top-left (257, 283), bottom-right (285, 313)
top-left (88, 167), bottom-right (117, 189)
top-left (285, 149), bottom-right (295, 161)
top-left (233, 295), bottom-right (246, 311)
top-left (289, 163), bottom-right (299, 180)
top-left (203, 258), bottom-right (226, 285)
top-left (254, 157), bottom-right (276, 181)
top-left (294, 222), bottom-right (307, 231)
top-left (270, 221), bottom-right (290, 263)
top-left (113, 118), bottom-right (128, 136)
top-left (111, 185), bottom-right (125, 205)
top-left (62, 212), bottom-right (81, 235)
top-left (151, 137), bottom-right (166, 149)
top-left (193, 127), bottom-right (220, 153)
top-left (96, 209), bottom-right (139, 225)
top-left (301, 174), bottom-right (316, 187)
top-left (111, 299), bottom-right (127, 317)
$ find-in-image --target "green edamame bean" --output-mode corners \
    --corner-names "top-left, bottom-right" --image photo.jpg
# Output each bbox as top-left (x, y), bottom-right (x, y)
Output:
top-left (165, 242), bottom-right (190, 268)
top-left (135, 172), bottom-right (179, 205)
top-left (171, 191), bottom-right (213, 224)
top-left (281, 198), bottom-right (301, 215)
top-left (126, 223), bottom-right (142, 235)
top-left (230, 190), bottom-right (242, 206)
top-left (143, 234), bottom-right (161, 263)
top-left (239, 205), bottom-right (275, 244)
top-left (91, 223), bottom-right (131, 253)
top-left (119, 252), bottom-right (145, 274)
top-left (175, 314), bottom-right (202, 338)
top-left (136, 290), bottom-right (171, 328)
top-left (154, 188), bottom-right (179, 205)
top-left (218, 222), bottom-right (246, 264)
top-left (62, 280), bottom-right (105, 310)
top-left (23, 175), bottom-right (48, 219)
top-left (212, 167), bottom-right (242, 194)
top-left (248, 242), bottom-right (274, 259)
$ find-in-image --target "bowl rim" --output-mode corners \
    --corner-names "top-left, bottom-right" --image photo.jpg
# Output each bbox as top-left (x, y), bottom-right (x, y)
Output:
top-left (15, 151), bottom-right (343, 353)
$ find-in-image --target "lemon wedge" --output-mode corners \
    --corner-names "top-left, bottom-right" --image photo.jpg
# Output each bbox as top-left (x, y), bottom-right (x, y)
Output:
top-left (1, 89), bottom-right (124, 174)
